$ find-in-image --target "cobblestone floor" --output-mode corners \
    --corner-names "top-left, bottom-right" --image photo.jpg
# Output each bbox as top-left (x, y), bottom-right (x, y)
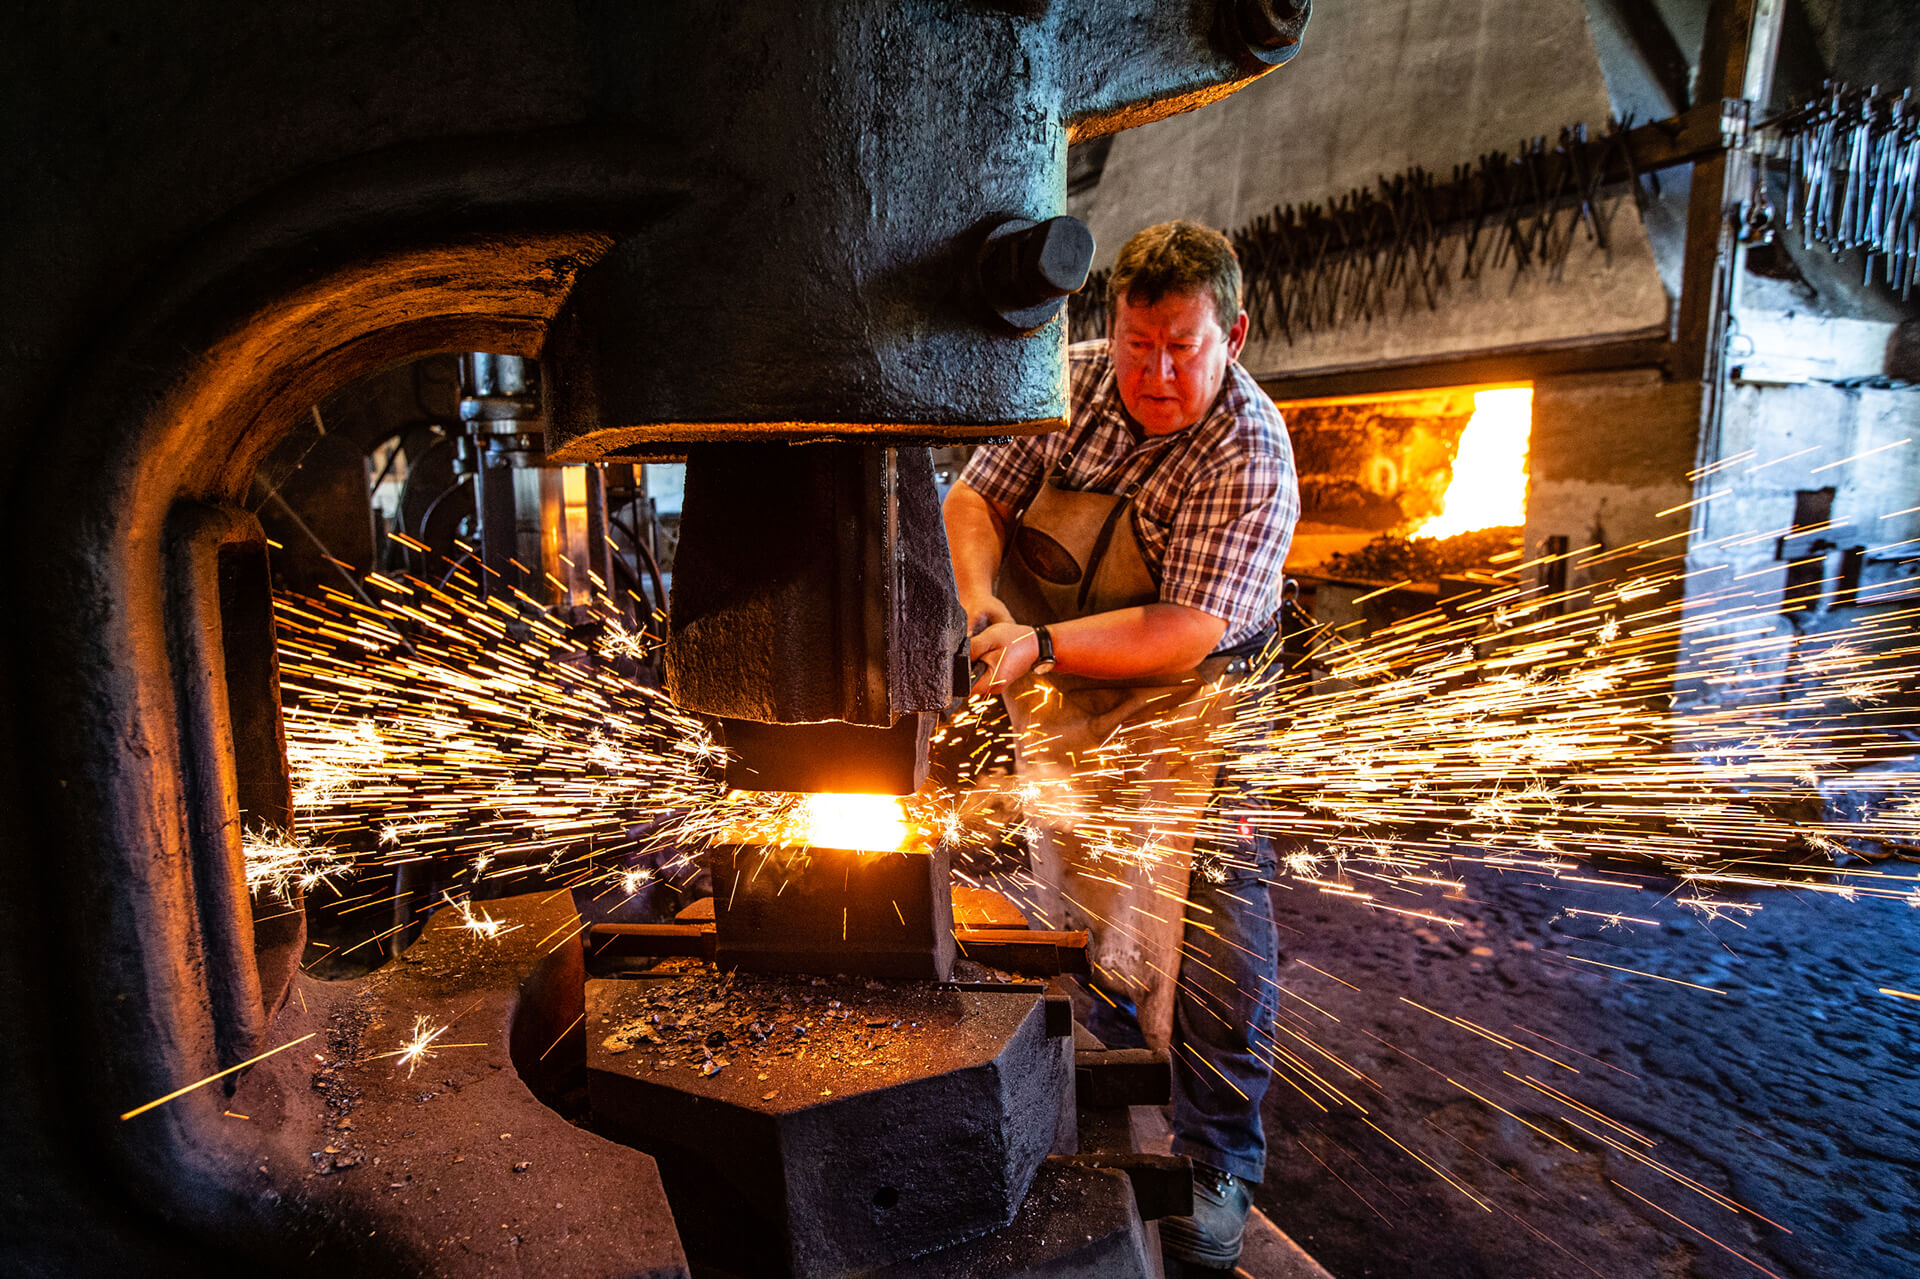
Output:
top-left (1252, 857), bottom-right (1920, 1279)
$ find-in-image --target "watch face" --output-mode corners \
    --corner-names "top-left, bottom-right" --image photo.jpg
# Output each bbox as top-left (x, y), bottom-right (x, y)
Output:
top-left (1031, 660), bottom-right (1056, 675)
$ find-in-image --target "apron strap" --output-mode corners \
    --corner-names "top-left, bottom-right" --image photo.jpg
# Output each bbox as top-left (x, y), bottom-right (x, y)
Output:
top-left (1077, 492), bottom-right (1141, 613)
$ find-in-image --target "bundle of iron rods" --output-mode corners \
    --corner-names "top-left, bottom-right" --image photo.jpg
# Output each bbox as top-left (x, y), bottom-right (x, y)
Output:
top-left (1066, 74), bottom-right (1920, 346)
top-left (1764, 81), bottom-right (1920, 296)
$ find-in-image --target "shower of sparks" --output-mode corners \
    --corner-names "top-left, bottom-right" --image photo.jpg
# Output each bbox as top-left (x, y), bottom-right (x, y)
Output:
top-left (242, 827), bottom-right (350, 899)
top-left (268, 566), bottom-right (730, 905)
top-left (444, 891), bottom-right (522, 939)
top-left (371, 1015), bottom-right (487, 1077)
top-left (918, 495), bottom-right (1920, 1238)
top-left (391, 1016), bottom-right (449, 1075)
top-left (256, 564), bottom-right (938, 925)
top-left (256, 493), bottom-right (1920, 1253)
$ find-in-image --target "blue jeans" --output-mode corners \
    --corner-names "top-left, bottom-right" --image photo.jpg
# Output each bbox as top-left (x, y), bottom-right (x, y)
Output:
top-left (1082, 790), bottom-right (1281, 1184)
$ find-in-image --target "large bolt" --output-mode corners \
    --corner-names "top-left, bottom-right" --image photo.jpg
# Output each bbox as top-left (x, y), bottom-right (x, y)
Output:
top-left (978, 215), bottom-right (1096, 332)
top-left (1236, 0), bottom-right (1310, 64)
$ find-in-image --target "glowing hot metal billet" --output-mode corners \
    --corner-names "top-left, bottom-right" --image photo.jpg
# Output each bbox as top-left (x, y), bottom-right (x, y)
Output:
top-left (707, 835), bottom-right (960, 982)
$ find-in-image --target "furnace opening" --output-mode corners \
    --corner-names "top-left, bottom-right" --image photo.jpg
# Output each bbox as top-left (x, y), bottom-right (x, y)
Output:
top-left (1276, 382), bottom-right (1534, 631)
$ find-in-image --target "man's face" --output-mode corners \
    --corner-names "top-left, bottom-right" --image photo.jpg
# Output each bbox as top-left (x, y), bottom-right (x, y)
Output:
top-left (1109, 287), bottom-right (1249, 436)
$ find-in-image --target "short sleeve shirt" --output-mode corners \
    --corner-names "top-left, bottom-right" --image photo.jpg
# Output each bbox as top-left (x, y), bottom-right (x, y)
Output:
top-left (960, 341), bottom-right (1299, 649)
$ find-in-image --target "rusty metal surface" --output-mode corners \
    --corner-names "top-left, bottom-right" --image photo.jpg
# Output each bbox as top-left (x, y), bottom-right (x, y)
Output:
top-left (588, 961), bottom-right (1068, 1278)
top-left (1049, 1153), bottom-right (1193, 1222)
top-left (707, 842), bottom-right (958, 982)
top-left (218, 891), bottom-right (688, 1277)
top-left (1074, 1047), bottom-right (1172, 1109)
top-left (953, 884), bottom-right (1031, 928)
top-left (665, 444), bottom-right (962, 766)
top-left (166, 503), bottom-right (280, 1070)
top-left (587, 921), bottom-right (1090, 985)
top-left (872, 1161), bottom-right (1154, 1278)
top-left (717, 712), bottom-right (934, 795)
top-left (538, 4), bottom-right (1288, 458)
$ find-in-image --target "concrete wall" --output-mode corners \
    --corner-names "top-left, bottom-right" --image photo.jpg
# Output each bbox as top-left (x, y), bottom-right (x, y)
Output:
top-left (1679, 383), bottom-right (1920, 714)
top-left (1071, 0), bottom-right (1672, 379)
top-left (1523, 368), bottom-right (1699, 595)
top-left (1799, 0), bottom-right (1920, 97)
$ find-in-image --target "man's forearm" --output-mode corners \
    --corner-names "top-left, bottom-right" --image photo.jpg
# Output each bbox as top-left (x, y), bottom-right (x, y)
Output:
top-left (968, 602), bottom-right (1229, 693)
top-left (942, 481), bottom-right (1011, 613)
top-left (1050, 603), bottom-right (1228, 679)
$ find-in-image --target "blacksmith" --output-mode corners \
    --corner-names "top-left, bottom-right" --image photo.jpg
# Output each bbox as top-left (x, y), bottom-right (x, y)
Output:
top-left (943, 220), bottom-right (1300, 1271)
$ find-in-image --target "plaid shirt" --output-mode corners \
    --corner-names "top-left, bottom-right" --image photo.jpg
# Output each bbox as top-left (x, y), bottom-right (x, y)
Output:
top-left (961, 341), bottom-right (1298, 649)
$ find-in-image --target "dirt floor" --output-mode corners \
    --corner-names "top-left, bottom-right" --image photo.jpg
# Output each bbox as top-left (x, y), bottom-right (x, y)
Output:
top-left (1251, 856), bottom-right (1920, 1279)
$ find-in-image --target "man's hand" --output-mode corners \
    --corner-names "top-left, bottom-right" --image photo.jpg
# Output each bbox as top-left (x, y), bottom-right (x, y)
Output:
top-left (961, 594), bottom-right (1014, 636)
top-left (968, 603), bottom-right (1228, 694)
top-left (969, 622), bottom-right (1040, 694)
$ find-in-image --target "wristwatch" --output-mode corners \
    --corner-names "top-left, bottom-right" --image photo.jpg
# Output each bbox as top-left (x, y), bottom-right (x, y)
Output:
top-left (1029, 624), bottom-right (1056, 676)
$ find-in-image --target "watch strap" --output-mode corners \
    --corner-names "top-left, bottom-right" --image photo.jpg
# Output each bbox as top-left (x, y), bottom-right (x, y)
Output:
top-left (1031, 623), bottom-right (1056, 673)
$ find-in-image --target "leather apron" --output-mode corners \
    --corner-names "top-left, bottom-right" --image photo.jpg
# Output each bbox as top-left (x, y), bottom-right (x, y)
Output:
top-left (994, 469), bottom-right (1248, 1053)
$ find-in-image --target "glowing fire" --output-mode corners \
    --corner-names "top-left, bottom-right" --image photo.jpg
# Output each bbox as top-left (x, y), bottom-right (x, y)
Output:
top-left (799, 792), bottom-right (910, 852)
top-left (1416, 386), bottom-right (1532, 538)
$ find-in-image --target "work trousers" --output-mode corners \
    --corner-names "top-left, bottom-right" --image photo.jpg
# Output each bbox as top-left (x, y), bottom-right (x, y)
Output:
top-left (1082, 782), bottom-right (1281, 1184)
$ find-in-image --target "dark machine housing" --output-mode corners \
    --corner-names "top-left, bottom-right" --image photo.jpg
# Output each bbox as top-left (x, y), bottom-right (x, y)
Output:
top-left (3, 2), bottom-right (1309, 1275)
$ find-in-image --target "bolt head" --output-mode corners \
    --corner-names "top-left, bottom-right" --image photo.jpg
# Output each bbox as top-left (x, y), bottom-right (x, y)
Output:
top-left (1237, 0), bottom-right (1310, 64)
top-left (979, 215), bottom-right (1096, 332)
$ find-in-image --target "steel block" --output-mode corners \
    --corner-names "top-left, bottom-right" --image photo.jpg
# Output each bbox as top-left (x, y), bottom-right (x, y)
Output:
top-left (872, 1161), bottom-right (1154, 1279)
top-left (587, 965), bottom-right (1069, 1278)
top-left (708, 842), bottom-right (957, 982)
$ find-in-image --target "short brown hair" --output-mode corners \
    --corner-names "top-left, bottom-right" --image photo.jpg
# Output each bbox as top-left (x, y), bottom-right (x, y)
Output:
top-left (1109, 220), bottom-right (1243, 335)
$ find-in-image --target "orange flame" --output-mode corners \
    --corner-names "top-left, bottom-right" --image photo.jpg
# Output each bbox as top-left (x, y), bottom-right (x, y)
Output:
top-left (1416, 387), bottom-right (1532, 539)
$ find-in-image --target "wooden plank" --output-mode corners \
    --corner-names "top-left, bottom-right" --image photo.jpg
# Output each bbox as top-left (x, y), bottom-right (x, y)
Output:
top-left (1623, 99), bottom-right (1743, 172)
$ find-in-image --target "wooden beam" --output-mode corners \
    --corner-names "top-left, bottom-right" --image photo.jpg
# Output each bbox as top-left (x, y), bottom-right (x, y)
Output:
top-left (1257, 333), bottom-right (1671, 403)
top-left (1671, 0), bottom-right (1786, 512)
top-left (1673, 0), bottom-right (1787, 385)
top-left (1623, 99), bottom-right (1742, 172)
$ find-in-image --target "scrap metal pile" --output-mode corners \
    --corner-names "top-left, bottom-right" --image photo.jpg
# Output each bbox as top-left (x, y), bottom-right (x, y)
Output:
top-left (1319, 526), bottom-right (1523, 584)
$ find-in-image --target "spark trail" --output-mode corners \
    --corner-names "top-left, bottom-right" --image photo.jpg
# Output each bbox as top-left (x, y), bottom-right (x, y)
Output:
top-left (264, 529), bottom-right (1920, 947)
top-left (261, 517), bottom-right (1919, 1270)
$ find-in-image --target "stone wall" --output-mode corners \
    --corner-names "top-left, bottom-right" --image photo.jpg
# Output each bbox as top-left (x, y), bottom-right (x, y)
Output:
top-left (1523, 368), bottom-right (1699, 595)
